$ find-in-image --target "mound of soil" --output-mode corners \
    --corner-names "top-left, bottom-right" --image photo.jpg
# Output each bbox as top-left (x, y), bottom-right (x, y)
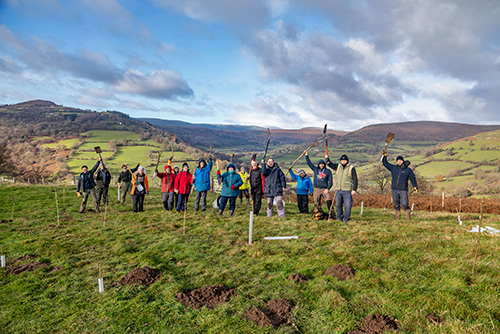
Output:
top-left (426, 313), bottom-right (445, 324)
top-left (348, 314), bottom-right (398, 334)
top-left (176, 284), bottom-right (237, 310)
top-left (324, 264), bottom-right (356, 281)
top-left (6, 262), bottom-right (50, 275)
top-left (287, 273), bottom-right (308, 283)
top-left (110, 266), bottom-right (162, 287)
top-left (245, 299), bottom-right (294, 327)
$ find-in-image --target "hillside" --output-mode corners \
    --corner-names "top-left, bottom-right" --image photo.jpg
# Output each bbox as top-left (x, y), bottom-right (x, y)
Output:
top-left (344, 121), bottom-right (500, 143)
top-left (142, 118), bottom-right (345, 151)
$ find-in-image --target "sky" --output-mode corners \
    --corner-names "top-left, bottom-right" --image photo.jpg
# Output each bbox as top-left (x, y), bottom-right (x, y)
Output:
top-left (0, 0), bottom-right (499, 131)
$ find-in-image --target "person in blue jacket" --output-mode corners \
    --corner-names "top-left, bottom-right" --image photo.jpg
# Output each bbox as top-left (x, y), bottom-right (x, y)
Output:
top-left (289, 169), bottom-right (313, 214)
top-left (382, 153), bottom-right (418, 220)
top-left (193, 157), bottom-right (213, 211)
top-left (217, 163), bottom-right (243, 216)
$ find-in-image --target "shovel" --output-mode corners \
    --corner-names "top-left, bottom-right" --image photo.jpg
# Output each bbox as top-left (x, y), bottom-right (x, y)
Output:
top-left (323, 124), bottom-right (328, 156)
top-left (262, 128), bottom-right (271, 161)
top-left (169, 134), bottom-right (176, 161)
top-left (379, 133), bottom-right (395, 163)
top-left (94, 146), bottom-right (103, 166)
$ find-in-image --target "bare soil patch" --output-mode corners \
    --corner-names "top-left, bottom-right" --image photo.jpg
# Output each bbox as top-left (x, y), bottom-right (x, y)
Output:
top-left (245, 299), bottom-right (295, 327)
top-left (426, 313), bottom-right (445, 324)
top-left (110, 266), bottom-right (162, 287)
top-left (176, 284), bottom-right (237, 310)
top-left (348, 313), bottom-right (398, 334)
top-left (324, 264), bottom-right (356, 281)
top-left (6, 262), bottom-right (50, 275)
top-left (287, 273), bottom-right (308, 283)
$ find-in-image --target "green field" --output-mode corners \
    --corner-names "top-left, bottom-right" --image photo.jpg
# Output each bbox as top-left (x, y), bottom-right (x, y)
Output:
top-left (0, 185), bottom-right (499, 333)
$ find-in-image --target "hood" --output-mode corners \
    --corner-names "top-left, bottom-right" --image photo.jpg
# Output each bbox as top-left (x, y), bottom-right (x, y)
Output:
top-left (227, 163), bottom-right (236, 171)
top-left (198, 158), bottom-right (207, 168)
top-left (318, 159), bottom-right (326, 168)
top-left (164, 164), bottom-right (172, 172)
top-left (402, 160), bottom-right (411, 168)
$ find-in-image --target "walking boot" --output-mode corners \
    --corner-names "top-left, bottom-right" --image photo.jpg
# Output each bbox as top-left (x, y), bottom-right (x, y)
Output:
top-left (395, 210), bottom-right (400, 220)
top-left (229, 210), bottom-right (234, 216)
top-left (246, 198), bottom-right (251, 206)
top-left (218, 210), bottom-right (223, 216)
top-left (405, 210), bottom-right (411, 221)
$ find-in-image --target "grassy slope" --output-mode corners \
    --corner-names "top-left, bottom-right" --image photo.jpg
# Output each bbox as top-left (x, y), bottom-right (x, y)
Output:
top-left (0, 185), bottom-right (499, 333)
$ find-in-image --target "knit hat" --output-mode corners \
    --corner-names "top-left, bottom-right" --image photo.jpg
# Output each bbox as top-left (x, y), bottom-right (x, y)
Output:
top-left (182, 162), bottom-right (189, 170)
top-left (121, 164), bottom-right (127, 169)
top-left (299, 170), bottom-right (306, 176)
top-left (173, 165), bottom-right (179, 169)
top-left (340, 154), bottom-right (349, 162)
top-left (396, 155), bottom-right (404, 162)
top-left (164, 164), bottom-right (171, 172)
top-left (81, 165), bottom-right (88, 169)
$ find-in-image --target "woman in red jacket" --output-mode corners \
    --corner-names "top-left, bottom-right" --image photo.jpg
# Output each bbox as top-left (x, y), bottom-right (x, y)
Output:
top-left (174, 163), bottom-right (194, 213)
top-left (156, 164), bottom-right (176, 211)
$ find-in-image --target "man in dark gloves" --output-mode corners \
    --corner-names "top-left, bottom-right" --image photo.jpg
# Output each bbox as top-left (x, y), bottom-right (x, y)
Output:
top-left (326, 154), bottom-right (358, 223)
top-left (381, 152), bottom-right (418, 220)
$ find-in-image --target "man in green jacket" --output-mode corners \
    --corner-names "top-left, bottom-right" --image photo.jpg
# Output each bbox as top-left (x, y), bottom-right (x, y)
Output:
top-left (326, 154), bottom-right (358, 223)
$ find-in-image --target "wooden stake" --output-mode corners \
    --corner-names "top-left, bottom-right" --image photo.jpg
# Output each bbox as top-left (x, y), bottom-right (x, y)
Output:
top-left (11, 203), bottom-right (14, 221)
top-left (442, 192), bottom-right (445, 208)
top-left (472, 198), bottom-right (485, 275)
top-left (55, 190), bottom-right (60, 226)
top-left (103, 203), bottom-right (107, 227)
top-left (99, 264), bottom-right (102, 279)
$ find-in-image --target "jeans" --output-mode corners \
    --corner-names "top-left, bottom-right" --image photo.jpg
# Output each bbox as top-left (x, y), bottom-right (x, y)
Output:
top-left (177, 193), bottom-right (190, 212)
top-left (335, 190), bottom-right (353, 222)
top-left (219, 196), bottom-right (236, 213)
top-left (392, 189), bottom-right (409, 210)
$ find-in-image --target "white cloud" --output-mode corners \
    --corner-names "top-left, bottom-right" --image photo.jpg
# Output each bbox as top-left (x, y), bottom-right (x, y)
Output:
top-left (114, 70), bottom-right (193, 99)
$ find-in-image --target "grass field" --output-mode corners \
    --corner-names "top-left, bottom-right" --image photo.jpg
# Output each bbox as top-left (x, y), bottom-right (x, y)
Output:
top-left (0, 185), bottom-right (498, 333)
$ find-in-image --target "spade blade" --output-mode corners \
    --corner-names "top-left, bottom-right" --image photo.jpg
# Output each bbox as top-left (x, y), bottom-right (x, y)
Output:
top-left (385, 133), bottom-right (395, 144)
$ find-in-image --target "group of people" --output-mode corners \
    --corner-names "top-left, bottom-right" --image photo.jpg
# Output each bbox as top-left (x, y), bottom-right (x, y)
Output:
top-left (76, 147), bottom-right (418, 221)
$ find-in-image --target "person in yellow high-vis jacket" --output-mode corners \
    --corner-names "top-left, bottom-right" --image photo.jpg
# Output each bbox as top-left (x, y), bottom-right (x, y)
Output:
top-left (238, 166), bottom-right (250, 206)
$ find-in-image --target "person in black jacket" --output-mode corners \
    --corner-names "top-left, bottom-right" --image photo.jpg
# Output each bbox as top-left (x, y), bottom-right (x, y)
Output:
top-left (382, 153), bottom-right (418, 220)
top-left (305, 152), bottom-right (335, 219)
top-left (249, 159), bottom-right (265, 215)
top-left (117, 163), bottom-right (140, 205)
top-left (95, 162), bottom-right (112, 211)
top-left (76, 159), bottom-right (101, 213)
top-left (261, 157), bottom-right (286, 217)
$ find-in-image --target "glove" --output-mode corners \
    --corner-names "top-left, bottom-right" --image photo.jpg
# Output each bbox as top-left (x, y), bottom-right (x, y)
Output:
top-left (261, 159), bottom-right (265, 164)
top-left (77, 192), bottom-right (82, 198)
top-left (147, 191), bottom-right (149, 195)
top-left (217, 170), bottom-right (220, 175)
top-left (231, 185), bottom-right (236, 190)
top-left (413, 187), bottom-right (418, 194)
top-left (382, 149), bottom-right (387, 156)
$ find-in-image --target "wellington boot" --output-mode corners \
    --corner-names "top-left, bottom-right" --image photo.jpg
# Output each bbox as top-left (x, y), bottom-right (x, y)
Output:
top-left (395, 210), bottom-right (400, 220)
top-left (405, 210), bottom-right (411, 221)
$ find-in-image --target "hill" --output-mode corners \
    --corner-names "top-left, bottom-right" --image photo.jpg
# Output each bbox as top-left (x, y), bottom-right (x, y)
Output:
top-left (344, 121), bottom-right (500, 143)
top-left (141, 117), bottom-right (345, 151)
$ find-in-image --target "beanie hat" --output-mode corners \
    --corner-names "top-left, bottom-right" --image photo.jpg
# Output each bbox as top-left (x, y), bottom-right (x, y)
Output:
top-left (396, 155), bottom-right (404, 161)
top-left (82, 165), bottom-right (88, 169)
top-left (173, 165), bottom-right (179, 169)
top-left (121, 164), bottom-right (127, 169)
top-left (299, 170), bottom-right (306, 175)
top-left (164, 164), bottom-right (171, 172)
top-left (340, 154), bottom-right (349, 162)
top-left (182, 162), bottom-right (189, 169)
